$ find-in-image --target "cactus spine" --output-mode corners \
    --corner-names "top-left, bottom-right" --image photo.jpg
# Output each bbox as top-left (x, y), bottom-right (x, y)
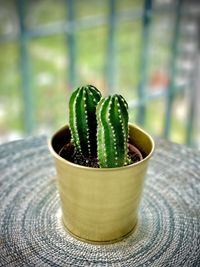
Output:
top-left (69, 85), bottom-right (101, 157)
top-left (96, 94), bottom-right (129, 168)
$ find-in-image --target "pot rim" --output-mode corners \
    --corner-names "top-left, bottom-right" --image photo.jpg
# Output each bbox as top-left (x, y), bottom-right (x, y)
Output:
top-left (48, 123), bottom-right (155, 171)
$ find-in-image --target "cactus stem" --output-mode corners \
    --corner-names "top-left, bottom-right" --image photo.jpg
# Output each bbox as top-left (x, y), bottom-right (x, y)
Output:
top-left (97, 94), bottom-right (129, 168)
top-left (69, 85), bottom-right (101, 157)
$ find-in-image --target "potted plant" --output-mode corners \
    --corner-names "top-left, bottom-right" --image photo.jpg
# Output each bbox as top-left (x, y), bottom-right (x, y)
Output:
top-left (48, 85), bottom-right (154, 244)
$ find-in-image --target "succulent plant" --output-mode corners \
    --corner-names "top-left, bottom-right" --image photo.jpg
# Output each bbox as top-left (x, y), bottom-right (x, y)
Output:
top-left (69, 85), bottom-right (131, 168)
top-left (69, 85), bottom-right (102, 157)
top-left (96, 94), bottom-right (129, 168)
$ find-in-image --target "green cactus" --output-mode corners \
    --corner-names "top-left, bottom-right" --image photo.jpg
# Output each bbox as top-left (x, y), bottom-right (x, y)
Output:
top-left (69, 85), bottom-right (101, 157)
top-left (96, 94), bottom-right (129, 168)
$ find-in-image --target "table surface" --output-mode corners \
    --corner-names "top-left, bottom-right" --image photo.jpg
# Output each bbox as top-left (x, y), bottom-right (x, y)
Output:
top-left (0, 136), bottom-right (200, 267)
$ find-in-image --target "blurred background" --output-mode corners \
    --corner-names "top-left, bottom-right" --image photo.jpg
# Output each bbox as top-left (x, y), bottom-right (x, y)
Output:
top-left (0, 0), bottom-right (199, 147)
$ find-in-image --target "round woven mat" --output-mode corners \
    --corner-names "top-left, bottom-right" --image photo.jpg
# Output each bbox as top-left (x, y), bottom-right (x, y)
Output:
top-left (0, 137), bottom-right (199, 266)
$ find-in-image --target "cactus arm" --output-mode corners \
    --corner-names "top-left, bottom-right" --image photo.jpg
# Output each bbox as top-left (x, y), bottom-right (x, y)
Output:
top-left (69, 85), bottom-right (101, 157)
top-left (97, 94), bottom-right (129, 168)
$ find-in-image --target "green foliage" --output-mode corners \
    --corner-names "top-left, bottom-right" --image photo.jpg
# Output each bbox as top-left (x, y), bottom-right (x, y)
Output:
top-left (69, 85), bottom-right (101, 157)
top-left (96, 94), bottom-right (129, 168)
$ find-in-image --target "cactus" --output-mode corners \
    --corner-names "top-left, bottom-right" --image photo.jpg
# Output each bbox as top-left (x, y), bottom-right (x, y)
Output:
top-left (68, 86), bottom-right (131, 168)
top-left (69, 85), bottom-right (101, 157)
top-left (96, 94), bottom-right (129, 168)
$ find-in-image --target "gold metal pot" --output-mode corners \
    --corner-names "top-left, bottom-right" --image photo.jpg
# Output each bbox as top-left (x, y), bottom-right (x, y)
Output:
top-left (48, 123), bottom-right (154, 244)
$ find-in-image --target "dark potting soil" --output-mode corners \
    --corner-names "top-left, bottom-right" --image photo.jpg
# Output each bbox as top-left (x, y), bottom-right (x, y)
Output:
top-left (128, 149), bottom-right (141, 164)
top-left (59, 142), bottom-right (142, 168)
top-left (59, 143), bottom-right (99, 167)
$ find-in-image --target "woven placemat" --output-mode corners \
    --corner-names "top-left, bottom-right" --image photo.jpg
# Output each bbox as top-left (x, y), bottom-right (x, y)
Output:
top-left (0, 136), bottom-right (199, 266)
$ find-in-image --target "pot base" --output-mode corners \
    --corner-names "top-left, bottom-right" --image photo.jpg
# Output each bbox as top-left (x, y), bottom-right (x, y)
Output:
top-left (62, 218), bottom-right (138, 245)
